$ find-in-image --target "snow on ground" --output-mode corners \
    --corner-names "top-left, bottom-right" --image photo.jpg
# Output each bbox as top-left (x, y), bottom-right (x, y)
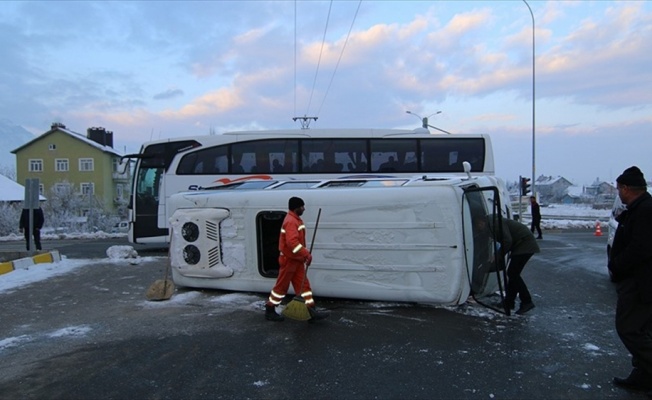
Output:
top-left (0, 258), bottom-right (91, 294)
top-left (540, 204), bottom-right (610, 218)
top-left (0, 231), bottom-right (127, 242)
top-left (0, 246), bottom-right (159, 294)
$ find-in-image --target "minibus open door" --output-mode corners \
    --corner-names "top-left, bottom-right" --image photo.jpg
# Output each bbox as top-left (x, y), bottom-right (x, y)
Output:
top-left (462, 186), bottom-right (511, 315)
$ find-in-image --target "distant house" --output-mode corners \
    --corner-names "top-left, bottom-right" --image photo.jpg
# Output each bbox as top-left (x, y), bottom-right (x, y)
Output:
top-left (11, 123), bottom-right (130, 214)
top-left (584, 179), bottom-right (616, 197)
top-left (535, 175), bottom-right (574, 203)
top-left (560, 185), bottom-right (583, 204)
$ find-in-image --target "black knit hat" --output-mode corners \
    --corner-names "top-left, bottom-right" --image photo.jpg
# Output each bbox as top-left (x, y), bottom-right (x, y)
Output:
top-left (617, 166), bottom-right (647, 187)
top-left (288, 197), bottom-right (305, 210)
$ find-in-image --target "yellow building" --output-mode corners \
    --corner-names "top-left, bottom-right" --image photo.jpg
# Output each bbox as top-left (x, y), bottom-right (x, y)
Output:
top-left (11, 122), bottom-right (131, 214)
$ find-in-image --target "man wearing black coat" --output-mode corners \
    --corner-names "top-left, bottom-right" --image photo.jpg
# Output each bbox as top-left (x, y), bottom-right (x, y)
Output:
top-left (608, 166), bottom-right (652, 395)
top-left (530, 196), bottom-right (542, 239)
top-left (19, 207), bottom-right (44, 251)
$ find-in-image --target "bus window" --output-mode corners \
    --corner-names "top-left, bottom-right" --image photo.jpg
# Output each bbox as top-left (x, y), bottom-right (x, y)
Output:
top-left (334, 139), bottom-right (366, 173)
top-left (231, 142), bottom-right (257, 173)
top-left (370, 139), bottom-right (417, 172)
top-left (177, 146), bottom-right (228, 174)
top-left (231, 139), bottom-right (298, 174)
top-left (421, 138), bottom-right (485, 172)
top-left (137, 167), bottom-right (161, 201)
top-left (301, 140), bottom-right (325, 172)
top-left (302, 139), bottom-right (366, 173)
top-left (267, 139), bottom-right (298, 173)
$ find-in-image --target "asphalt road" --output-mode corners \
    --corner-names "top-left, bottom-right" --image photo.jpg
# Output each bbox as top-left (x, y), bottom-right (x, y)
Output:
top-left (0, 232), bottom-right (649, 400)
top-left (0, 235), bottom-right (168, 259)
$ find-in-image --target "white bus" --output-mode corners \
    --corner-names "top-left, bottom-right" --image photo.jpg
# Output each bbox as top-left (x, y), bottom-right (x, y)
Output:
top-left (167, 169), bottom-right (513, 308)
top-left (126, 128), bottom-right (496, 244)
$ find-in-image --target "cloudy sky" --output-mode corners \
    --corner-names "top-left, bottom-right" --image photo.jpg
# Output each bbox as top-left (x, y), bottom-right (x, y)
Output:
top-left (1, 1), bottom-right (651, 185)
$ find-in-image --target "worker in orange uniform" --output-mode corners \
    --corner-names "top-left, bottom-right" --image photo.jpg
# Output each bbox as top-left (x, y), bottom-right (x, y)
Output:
top-left (265, 197), bottom-right (328, 322)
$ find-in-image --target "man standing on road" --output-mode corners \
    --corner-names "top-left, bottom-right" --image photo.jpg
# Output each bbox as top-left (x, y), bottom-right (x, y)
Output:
top-left (265, 197), bottom-right (327, 322)
top-left (530, 196), bottom-right (542, 239)
top-left (608, 166), bottom-right (652, 396)
top-left (19, 207), bottom-right (44, 251)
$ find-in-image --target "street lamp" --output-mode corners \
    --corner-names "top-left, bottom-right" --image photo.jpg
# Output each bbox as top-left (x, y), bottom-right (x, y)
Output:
top-left (523, 0), bottom-right (536, 195)
top-left (406, 110), bottom-right (451, 134)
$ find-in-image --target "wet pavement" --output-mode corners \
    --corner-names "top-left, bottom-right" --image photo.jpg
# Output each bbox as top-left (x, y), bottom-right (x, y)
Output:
top-left (0, 232), bottom-right (649, 399)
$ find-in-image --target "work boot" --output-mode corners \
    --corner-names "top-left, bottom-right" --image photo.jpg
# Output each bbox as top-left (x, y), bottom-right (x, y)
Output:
top-left (495, 299), bottom-right (514, 312)
top-left (613, 368), bottom-right (652, 391)
top-left (307, 307), bottom-right (329, 323)
top-left (265, 305), bottom-right (284, 322)
top-left (515, 302), bottom-right (535, 315)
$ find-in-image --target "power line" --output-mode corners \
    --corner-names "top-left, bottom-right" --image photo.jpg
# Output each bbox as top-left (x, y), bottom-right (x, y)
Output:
top-left (305, 0), bottom-right (333, 116)
top-left (293, 1), bottom-right (362, 126)
top-left (316, 0), bottom-right (362, 117)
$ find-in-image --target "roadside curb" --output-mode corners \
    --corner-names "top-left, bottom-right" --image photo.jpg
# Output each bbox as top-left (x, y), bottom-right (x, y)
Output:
top-left (0, 250), bottom-right (62, 276)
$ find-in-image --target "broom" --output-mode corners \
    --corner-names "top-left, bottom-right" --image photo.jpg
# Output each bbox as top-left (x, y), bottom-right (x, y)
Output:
top-left (146, 228), bottom-right (176, 301)
top-left (283, 208), bottom-right (321, 321)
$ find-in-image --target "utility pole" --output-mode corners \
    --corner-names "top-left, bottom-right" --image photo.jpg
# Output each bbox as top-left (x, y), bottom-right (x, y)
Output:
top-left (406, 111), bottom-right (452, 134)
top-left (523, 0), bottom-right (536, 195)
top-left (292, 116), bottom-right (318, 129)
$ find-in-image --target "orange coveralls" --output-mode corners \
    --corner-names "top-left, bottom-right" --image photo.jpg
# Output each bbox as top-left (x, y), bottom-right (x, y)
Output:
top-left (266, 210), bottom-right (314, 307)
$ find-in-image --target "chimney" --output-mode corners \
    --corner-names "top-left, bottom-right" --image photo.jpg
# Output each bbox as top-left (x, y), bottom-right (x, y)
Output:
top-left (86, 127), bottom-right (114, 148)
top-left (51, 122), bottom-right (66, 130)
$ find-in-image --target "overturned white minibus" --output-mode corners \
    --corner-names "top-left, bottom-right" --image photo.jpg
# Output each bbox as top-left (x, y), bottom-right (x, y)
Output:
top-left (167, 169), bottom-right (511, 305)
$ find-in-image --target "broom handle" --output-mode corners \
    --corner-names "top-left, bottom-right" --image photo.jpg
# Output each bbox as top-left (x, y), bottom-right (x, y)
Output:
top-left (308, 208), bottom-right (322, 255)
top-left (299, 208), bottom-right (321, 292)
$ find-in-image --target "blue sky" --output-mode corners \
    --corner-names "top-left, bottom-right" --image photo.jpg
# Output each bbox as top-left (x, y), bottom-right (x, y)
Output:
top-left (1, 1), bottom-right (651, 185)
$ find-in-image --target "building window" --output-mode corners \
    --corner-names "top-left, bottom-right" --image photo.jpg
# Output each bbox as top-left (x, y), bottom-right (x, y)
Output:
top-left (29, 159), bottom-right (43, 172)
top-left (39, 184), bottom-right (44, 195)
top-left (79, 158), bottom-right (94, 172)
top-left (81, 182), bottom-right (94, 195)
top-left (55, 183), bottom-right (71, 195)
top-left (49, 144), bottom-right (56, 150)
top-left (55, 158), bottom-right (69, 172)
top-left (116, 184), bottom-right (123, 199)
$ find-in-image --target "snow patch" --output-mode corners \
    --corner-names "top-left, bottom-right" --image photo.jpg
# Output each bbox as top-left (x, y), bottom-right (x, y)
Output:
top-left (583, 343), bottom-right (600, 351)
top-left (0, 258), bottom-right (89, 294)
top-left (0, 335), bottom-right (31, 351)
top-left (106, 245), bottom-right (142, 264)
top-left (47, 325), bottom-right (92, 338)
top-left (210, 292), bottom-right (263, 305)
top-left (140, 291), bottom-right (203, 307)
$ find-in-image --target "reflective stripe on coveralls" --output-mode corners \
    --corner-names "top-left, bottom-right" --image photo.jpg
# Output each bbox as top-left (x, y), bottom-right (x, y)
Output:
top-left (268, 290), bottom-right (285, 305)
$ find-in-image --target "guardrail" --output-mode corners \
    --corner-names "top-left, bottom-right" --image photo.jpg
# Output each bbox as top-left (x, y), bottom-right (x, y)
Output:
top-left (519, 214), bottom-right (609, 222)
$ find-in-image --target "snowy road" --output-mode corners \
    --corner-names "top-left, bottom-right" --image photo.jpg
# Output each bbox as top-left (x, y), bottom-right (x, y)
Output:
top-left (0, 232), bottom-right (647, 399)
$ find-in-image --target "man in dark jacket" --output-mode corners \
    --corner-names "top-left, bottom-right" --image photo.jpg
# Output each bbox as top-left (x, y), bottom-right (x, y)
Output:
top-left (530, 196), bottom-right (542, 239)
top-left (19, 207), bottom-right (44, 251)
top-left (608, 166), bottom-right (652, 395)
top-left (475, 215), bottom-right (540, 315)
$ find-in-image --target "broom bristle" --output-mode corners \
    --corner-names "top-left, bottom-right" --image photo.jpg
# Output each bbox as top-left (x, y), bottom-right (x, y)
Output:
top-left (282, 297), bottom-right (312, 321)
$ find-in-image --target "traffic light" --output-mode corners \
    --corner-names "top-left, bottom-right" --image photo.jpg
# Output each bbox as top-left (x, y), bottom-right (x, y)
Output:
top-left (520, 177), bottom-right (531, 196)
